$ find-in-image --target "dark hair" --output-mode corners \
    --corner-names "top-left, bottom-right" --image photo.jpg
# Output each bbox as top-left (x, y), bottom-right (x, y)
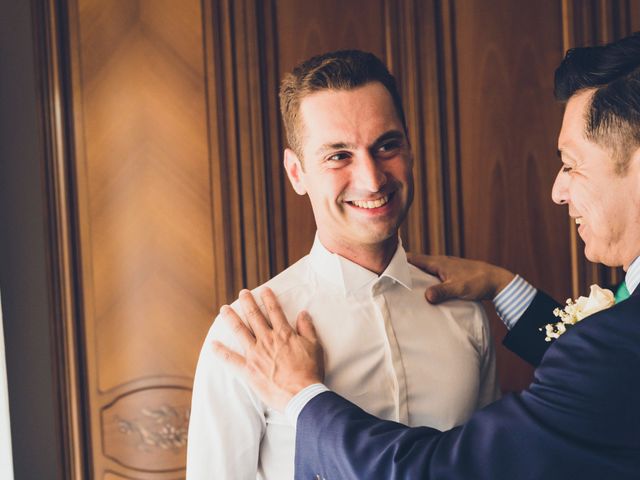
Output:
top-left (554, 32), bottom-right (640, 173)
top-left (279, 50), bottom-right (407, 157)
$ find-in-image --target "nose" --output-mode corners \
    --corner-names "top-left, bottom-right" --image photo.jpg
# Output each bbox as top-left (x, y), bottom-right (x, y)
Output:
top-left (551, 168), bottom-right (568, 205)
top-left (354, 152), bottom-right (387, 192)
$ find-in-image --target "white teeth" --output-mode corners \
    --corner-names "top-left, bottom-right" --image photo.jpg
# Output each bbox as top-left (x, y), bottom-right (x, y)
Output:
top-left (351, 195), bottom-right (389, 209)
top-left (575, 218), bottom-right (583, 225)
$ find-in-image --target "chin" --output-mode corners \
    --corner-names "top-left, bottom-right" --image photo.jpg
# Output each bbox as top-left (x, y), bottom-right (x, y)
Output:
top-left (584, 246), bottom-right (623, 268)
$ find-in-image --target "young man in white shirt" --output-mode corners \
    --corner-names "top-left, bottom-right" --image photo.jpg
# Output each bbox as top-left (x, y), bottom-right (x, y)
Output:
top-left (186, 50), bottom-right (500, 479)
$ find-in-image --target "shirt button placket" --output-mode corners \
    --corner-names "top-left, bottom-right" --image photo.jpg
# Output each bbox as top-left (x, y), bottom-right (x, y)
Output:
top-left (371, 279), bottom-right (409, 423)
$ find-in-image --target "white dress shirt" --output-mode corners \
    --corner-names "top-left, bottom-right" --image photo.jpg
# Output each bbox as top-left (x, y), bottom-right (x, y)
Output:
top-left (187, 236), bottom-right (500, 479)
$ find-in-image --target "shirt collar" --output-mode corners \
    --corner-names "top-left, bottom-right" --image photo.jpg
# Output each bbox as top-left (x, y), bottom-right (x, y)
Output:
top-left (308, 234), bottom-right (413, 296)
top-left (625, 256), bottom-right (640, 295)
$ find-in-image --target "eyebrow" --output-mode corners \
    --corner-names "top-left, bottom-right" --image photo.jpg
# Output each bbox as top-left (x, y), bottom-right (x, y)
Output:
top-left (315, 141), bottom-right (357, 157)
top-left (314, 129), bottom-right (406, 157)
top-left (374, 130), bottom-right (405, 145)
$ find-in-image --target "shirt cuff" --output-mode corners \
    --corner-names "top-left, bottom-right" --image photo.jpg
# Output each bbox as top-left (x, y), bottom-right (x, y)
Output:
top-left (285, 383), bottom-right (330, 425)
top-left (493, 274), bottom-right (537, 330)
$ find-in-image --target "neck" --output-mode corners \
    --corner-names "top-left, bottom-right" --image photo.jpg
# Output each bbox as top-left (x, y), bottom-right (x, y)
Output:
top-left (317, 233), bottom-right (399, 275)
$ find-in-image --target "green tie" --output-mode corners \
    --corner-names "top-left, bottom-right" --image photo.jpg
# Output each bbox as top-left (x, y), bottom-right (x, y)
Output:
top-left (615, 280), bottom-right (630, 303)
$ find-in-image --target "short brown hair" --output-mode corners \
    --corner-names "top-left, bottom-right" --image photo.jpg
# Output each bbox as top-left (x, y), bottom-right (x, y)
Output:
top-left (279, 50), bottom-right (407, 157)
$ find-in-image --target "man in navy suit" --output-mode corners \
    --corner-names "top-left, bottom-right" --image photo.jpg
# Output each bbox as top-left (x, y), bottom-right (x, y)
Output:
top-left (214, 33), bottom-right (640, 478)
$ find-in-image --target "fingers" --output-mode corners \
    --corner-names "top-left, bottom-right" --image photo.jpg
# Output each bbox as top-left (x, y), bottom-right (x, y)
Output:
top-left (295, 311), bottom-right (317, 341)
top-left (220, 305), bottom-right (256, 348)
top-left (239, 289), bottom-right (272, 338)
top-left (212, 341), bottom-right (247, 369)
top-left (260, 287), bottom-right (292, 333)
top-left (407, 253), bottom-right (445, 277)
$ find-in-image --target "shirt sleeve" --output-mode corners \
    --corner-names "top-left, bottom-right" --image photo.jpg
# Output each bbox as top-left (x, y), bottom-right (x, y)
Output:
top-left (493, 275), bottom-right (537, 330)
top-left (186, 315), bottom-right (266, 480)
top-left (475, 304), bottom-right (501, 408)
top-left (285, 383), bottom-right (330, 425)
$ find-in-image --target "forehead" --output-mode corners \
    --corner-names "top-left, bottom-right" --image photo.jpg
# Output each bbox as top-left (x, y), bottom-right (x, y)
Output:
top-left (298, 82), bottom-right (403, 152)
top-left (558, 89), bottom-right (593, 150)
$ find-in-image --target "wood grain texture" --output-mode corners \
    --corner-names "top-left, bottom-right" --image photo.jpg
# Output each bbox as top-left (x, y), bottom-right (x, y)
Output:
top-left (67, 0), bottom-right (214, 476)
top-left (453, 0), bottom-right (569, 390)
top-left (31, 1), bottom-right (87, 478)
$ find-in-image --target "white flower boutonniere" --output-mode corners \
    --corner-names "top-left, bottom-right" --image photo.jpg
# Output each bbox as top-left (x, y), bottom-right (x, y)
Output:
top-left (542, 284), bottom-right (615, 342)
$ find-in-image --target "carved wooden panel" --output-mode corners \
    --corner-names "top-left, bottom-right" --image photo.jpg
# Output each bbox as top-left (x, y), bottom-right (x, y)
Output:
top-left (102, 387), bottom-right (191, 472)
top-left (66, 0), bottom-right (215, 477)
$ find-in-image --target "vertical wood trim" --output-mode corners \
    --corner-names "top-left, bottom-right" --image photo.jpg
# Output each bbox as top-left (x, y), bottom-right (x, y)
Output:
top-left (402, 0), bottom-right (433, 254)
top-left (436, 0), bottom-right (463, 256)
top-left (31, 0), bottom-right (87, 478)
top-left (203, 0), bottom-right (242, 304)
top-left (258, 0), bottom-right (287, 275)
top-left (415, 0), bottom-right (448, 256)
top-left (203, 0), bottom-right (282, 301)
top-left (384, 0), bottom-right (463, 256)
top-left (561, 0), bottom-right (582, 299)
top-left (598, 0), bottom-right (612, 41)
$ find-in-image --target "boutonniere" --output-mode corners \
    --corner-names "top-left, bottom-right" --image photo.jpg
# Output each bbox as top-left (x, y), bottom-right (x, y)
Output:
top-left (542, 284), bottom-right (615, 342)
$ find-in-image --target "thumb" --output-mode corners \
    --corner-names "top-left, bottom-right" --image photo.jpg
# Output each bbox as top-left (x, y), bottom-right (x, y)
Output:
top-left (295, 311), bottom-right (318, 341)
top-left (425, 282), bottom-right (458, 304)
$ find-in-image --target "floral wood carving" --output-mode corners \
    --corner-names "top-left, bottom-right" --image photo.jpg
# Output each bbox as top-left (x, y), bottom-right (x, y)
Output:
top-left (116, 405), bottom-right (190, 453)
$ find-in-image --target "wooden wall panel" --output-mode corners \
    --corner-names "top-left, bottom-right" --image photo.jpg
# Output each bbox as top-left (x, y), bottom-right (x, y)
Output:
top-left (67, 0), bottom-right (215, 477)
top-left (452, 0), bottom-right (569, 390)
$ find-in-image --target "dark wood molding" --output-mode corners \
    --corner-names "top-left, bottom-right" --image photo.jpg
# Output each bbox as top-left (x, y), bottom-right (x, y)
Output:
top-left (384, 0), bottom-right (463, 256)
top-left (30, 0), bottom-right (87, 478)
top-left (203, 0), bottom-right (284, 302)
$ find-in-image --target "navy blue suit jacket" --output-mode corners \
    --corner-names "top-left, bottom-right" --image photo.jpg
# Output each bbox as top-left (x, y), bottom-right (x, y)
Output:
top-left (294, 291), bottom-right (640, 479)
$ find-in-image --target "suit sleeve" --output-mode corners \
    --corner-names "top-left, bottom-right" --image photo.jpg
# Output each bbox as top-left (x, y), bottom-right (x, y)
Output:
top-left (294, 299), bottom-right (640, 480)
top-left (502, 290), bottom-right (560, 366)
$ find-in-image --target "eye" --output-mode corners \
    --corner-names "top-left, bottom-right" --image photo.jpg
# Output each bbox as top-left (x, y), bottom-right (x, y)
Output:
top-left (561, 165), bottom-right (572, 173)
top-left (376, 140), bottom-right (402, 156)
top-left (327, 152), bottom-right (350, 162)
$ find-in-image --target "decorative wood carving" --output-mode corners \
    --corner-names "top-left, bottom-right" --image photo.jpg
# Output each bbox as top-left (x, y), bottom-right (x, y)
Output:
top-left (102, 387), bottom-right (191, 472)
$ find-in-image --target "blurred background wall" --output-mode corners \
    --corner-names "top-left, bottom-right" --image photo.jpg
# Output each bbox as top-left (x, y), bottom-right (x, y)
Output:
top-left (1, 0), bottom-right (639, 478)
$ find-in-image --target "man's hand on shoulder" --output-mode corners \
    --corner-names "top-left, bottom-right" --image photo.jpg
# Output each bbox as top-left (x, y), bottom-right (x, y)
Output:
top-left (407, 254), bottom-right (515, 304)
top-left (212, 287), bottom-right (325, 411)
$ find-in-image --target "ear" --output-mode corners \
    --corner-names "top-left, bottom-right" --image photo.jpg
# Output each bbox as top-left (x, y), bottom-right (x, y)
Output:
top-left (283, 148), bottom-right (307, 195)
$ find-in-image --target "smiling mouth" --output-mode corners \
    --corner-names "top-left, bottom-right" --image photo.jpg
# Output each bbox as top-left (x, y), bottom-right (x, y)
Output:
top-left (348, 193), bottom-right (392, 209)
top-left (575, 217), bottom-right (583, 225)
